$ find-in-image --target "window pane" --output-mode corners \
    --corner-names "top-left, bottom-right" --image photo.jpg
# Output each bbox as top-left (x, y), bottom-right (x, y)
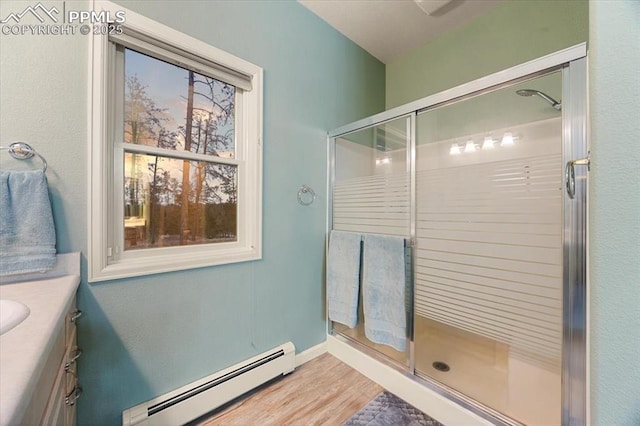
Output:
top-left (124, 152), bottom-right (237, 250)
top-left (123, 48), bottom-right (235, 159)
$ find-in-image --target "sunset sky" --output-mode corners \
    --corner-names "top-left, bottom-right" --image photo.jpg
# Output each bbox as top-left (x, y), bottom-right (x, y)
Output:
top-left (124, 48), bottom-right (235, 157)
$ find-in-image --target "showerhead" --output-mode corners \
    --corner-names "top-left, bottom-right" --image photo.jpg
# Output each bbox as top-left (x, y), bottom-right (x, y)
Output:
top-left (516, 89), bottom-right (538, 97)
top-left (516, 89), bottom-right (562, 111)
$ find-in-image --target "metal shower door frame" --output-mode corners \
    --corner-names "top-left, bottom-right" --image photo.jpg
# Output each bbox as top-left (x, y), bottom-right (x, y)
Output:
top-left (327, 43), bottom-right (588, 426)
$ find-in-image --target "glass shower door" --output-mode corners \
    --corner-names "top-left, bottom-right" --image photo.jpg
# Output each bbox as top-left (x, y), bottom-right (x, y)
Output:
top-left (331, 116), bottom-right (411, 366)
top-left (413, 71), bottom-right (564, 425)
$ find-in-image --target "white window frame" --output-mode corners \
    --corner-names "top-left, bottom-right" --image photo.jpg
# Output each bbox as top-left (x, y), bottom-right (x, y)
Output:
top-left (88, 0), bottom-right (263, 282)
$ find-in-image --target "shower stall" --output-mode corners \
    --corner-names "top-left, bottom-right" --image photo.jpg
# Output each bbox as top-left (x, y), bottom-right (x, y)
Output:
top-left (327, 44), bottom-right (587, 426)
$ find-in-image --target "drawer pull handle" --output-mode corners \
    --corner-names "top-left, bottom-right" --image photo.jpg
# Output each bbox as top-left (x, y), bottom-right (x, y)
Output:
top-left (65, 385), bottom-right (82, 406)
top-left (64, 347), bottom-right (83, 372)
top-left (70, 310), bottom-right (82, 323)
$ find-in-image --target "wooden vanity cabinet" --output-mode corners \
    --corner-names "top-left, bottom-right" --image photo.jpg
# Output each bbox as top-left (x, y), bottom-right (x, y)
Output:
top-left (23, 296), bottom-right (81, 425)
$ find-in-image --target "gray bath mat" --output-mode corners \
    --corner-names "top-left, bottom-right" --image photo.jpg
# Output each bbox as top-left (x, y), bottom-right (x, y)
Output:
top-left (344, 391), bottom-right (444, 426)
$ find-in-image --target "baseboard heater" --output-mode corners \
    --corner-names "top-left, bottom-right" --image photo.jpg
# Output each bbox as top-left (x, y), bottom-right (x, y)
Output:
top-left (122, 342), bottom-right (296, 425)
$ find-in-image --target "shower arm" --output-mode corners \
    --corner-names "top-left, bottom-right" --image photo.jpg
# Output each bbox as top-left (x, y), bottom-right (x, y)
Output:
top-left (535, 92), bottom-right (562, 110)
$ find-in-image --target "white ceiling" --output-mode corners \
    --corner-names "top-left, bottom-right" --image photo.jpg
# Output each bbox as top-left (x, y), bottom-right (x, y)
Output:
top-left (299, 0), bottom-right (504, 64)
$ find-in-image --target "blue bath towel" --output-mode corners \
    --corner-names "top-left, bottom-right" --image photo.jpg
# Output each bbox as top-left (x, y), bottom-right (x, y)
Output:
top-left (0, 170), bottom-right (56, 275)
top-left (327, 230), bottom-right (362, 328)
top-left (363, 234), bottom-right (407, 351)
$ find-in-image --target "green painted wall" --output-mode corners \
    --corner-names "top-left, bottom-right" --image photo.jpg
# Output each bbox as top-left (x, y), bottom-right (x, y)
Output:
top-left (589, 1), bottom-right (640, 425)
top-left (386, 0), bottom-right (588, 108)
top-left (0, 1), bottom-right (384, 424)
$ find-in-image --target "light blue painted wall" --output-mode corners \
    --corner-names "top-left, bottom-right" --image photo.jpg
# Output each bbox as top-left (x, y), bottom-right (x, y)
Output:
top-left (589, 1), bottom-right (640, 425)
top-left (0, 1), bottom-right (384, 423)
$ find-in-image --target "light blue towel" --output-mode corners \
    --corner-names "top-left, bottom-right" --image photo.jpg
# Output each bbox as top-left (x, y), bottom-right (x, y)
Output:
top-left (0, 170), bottom-right (56, 275)
top-left (363, 234), bottom-right (407, 351)
top-left (327, 230), bottom-right (362, 328)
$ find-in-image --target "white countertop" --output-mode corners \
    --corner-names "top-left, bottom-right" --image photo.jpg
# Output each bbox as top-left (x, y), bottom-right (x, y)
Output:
top-left (0, 254), bottom-right (80, 426)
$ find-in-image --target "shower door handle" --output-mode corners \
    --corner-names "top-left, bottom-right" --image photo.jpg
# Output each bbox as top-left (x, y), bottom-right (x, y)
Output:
top-left (565, 153), bottom-right (590, 199)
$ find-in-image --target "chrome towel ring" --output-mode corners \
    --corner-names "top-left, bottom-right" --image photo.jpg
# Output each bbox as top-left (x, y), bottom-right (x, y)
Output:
top-left (297, 184), bottom-right (316, 206)
top-left (0, 142), bottom-right (48, 173)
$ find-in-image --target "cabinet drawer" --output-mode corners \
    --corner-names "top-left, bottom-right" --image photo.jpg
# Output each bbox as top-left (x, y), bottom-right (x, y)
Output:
top-left (64, 296), bottom-right (80, 344)
top-left (65, 332), bottom-right (80, 394)
top-left (41, 342), bottom-right (82, 425)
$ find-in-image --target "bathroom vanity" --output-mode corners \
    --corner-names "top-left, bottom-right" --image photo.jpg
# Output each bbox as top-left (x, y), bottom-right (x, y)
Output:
top-left (0, 253), bottom-right (81, 426)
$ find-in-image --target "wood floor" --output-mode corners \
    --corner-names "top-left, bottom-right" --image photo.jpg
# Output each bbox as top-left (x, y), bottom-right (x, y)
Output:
top-left (197, 353), bottom-right (383, 426)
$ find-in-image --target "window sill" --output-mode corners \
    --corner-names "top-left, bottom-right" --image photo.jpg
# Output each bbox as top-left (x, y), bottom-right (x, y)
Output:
top-left (88, 246), bottom-right (261, 282)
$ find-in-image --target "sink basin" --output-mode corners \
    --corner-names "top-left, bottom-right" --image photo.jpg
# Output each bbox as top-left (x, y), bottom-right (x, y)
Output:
top-left (0, 299), bottom-right (30, 335)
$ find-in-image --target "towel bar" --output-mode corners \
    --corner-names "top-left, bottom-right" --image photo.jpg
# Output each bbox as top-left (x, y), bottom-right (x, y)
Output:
top-left (0, 142), bottom-right (48, 173)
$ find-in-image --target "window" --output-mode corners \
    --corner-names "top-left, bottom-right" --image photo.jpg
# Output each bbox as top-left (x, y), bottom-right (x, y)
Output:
top-left (89, 1), bottom-right (263, 282)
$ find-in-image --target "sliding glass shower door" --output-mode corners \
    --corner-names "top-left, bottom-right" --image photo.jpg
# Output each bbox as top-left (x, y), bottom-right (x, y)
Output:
top-left (328, 47), bottom-right (588, 426)
top-left (331, 116), bottom-right (411, 366)
top-left (413, 71), bottom-right (565, 425)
